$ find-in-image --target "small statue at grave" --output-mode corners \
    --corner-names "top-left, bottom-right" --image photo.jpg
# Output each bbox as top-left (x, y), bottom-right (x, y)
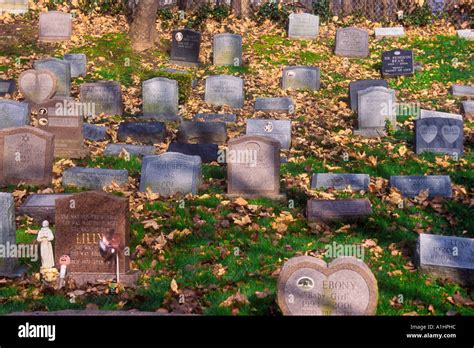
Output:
top-left (37, 220), bottom-right (55, 269)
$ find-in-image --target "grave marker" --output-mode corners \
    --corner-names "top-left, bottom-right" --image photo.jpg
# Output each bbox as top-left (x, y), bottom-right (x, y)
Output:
top-left (451, 85), bottom-right (474, 98)
top-left (381, 49), bottom-right (414, 77)
top-left (282, 66), bottom-right (320, 91)
top-left (288, 13), bottom-right (319, 39)
top-left (117, 122), bottom-right (166, 144)
top-left (390, 175), bottom-right (452, 198)
top-left (194, 113), bottom-right (236, 123)
top-left (335, 28), bottom-right (369, 58)
top-left (19, 193), bottom-right (72, 223)
top-left (0, 80), bottom-right (16, 97)
top-left (63, 53), bottom-right (87, 77)
top-left (142, 77), bottom-right (179, 121)
top-left (374, 27), bottom-right (405, 39)
top-left (80, 81), bottom-right (123, 116)
top-left (104, 144), bottom-right (155, 157)
top-left (213, 33), bottom-right (242, 66)
top-left (205, 75), bottom-right (244, 108)
top-left (254, 97), bottom-right (294, 113)
top-left (170, 29), bottom-right (201, 66)
top-left (0, 100), bottom-right (30, 129)
top-left (177, 121), bottom-right (227, 145)
top-left (167, 143), bottom-right (218, 163)
top-left (33, 58), bottom-right (71, 97)
top-left (349, 80), bottom-right (388, 111)
top-left (307, 199), bottom-right (372, 221)
top-left (245, 119), bottom-right (291, 149)
top-left (415, 117), bottom-right (463, 156)
top-left (0, 0), bottom-right (28, 14)
top-left (62, 167), bottom-right (129, 190)
top-left (311, 173), bottom-right (370, 191)
top-left (39, 11), bottom-right (72, 42)
top-left (18, 69), bottom-right (57, 105)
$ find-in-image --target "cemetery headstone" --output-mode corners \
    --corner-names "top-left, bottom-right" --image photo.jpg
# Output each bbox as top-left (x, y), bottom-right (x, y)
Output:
top-left (104, 144), bottom-right (155, 157)
top-left (390, 175), bottom-right (452, 198)
top-left (213, 33), bottom-right (242, 66)
top-left (415, 117), bottom-right (463, 156)
top-left (0, 80), bottom-right (16, 97)
top-left (461, 101), bottom-right (473, 120)
top-left (63, 53), bottom-right (87, 77)
top-left (457, 29), bottom-right (474, 41)
top-left (335, 28), bottom-right (369, 58)
top-left (39, 11), bottom-right (72, 42)
top-left (374, 27), bottom-right (405, 39)
top-left (170, 29), bottom-right (201, 66)
top-left (349, 79), bottom-right (388, 111)
top-left (19, 193), bottom-right (72, 223)
top-left (83, 123), bottom-right (107, 141)
top-left (177, 121), bottom-right (227, 145)
top-left (419, 109), bottom-right (463, 120)
top-left (381, 49), bottom-right (414, 77)
top-left (451, 85), bottom-right (474, 98)
top-left (311, 173), bottom-right (370, 191)
top-left (80, 81), bottom-right (123, 116)
top-left (117, 122), bottom-right (166, 144)
top-left (167, 143), bottom-right (218, 163)
top-left (0, 0), bottom-right (28, 14)
top-left (288, 13), bottom-right (319, 40)
top-left (139, 152), bottom-right (202, 196)
top-left (254, 97), bottom-right (294, 113)
top-left (33, 58), bottom-right (71, 97)
top-left (18, 69), bottom-right (57, 105)
top-left (0, 126), bottom-right (54, 186)
top-left (277, 256), bottom-right (378, 315)
top-left (142, 77), bottom-right (179, 121)
top-left (0, 100), bottom-right (30, 129)
top-left (307, 199), bottom-right (372, 221)
top-left (194, 113), bottom-right (236, 123)
top-left (62, 167), bottom-right (129, 190)
top-left (245, 119), bottom-right (291, 149)
top-left (205, 75), bottom-right (244, 108)
top-left (282, 66), bottom-right (320, 91)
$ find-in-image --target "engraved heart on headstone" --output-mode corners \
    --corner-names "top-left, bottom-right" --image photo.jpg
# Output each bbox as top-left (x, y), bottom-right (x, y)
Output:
top-left (419, 125), bottom-right (438, 143)
top-left (441, 125), bottom-right (461, 144)
top-left (18, 69), bottom-right (57, 104)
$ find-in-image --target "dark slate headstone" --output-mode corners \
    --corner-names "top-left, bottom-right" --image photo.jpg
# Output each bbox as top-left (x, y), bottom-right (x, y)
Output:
top-left (142, 77), bottom-right (179, 121)
top-left (167, 143), bottom-right (218, 163)
top-left (38, 11), bottom-right (72, 42)
top-left (62, 167), bottom-right (129, 190)
top-left (245, 119), bottom-right (291, 150)
top-left (415, 117), bottom-right (463, 156)
top-left (349, 79), bottom-right (388, 111)
top-left (80, 81), bottom-right (123, 116)
top-left (177, 121), bottom-right (227, 145)
top-left (0, 80), bottom-right (16, 97)
top-left (254, 97), bottom-right (294, 113)
top-left (34, 57), bottom-right (71, 97)
top-left (416, 233), bottom-right (474, 286)
top-left (170, 29), bottom-right (201, 66)
top-left (104, 144), bottom-right (155, 157)
top-left (335, 28), bottom-right (369, 58)
top-left (311, 173), bottom-right (370, 191)
top-left (0, 100), bottom-right (30, 129)
top-left (18, 193), bottom-right (72, 223)
top-left (282, 66), bottom-right (320, 91)
top-left (194, 113), bottom-right (236, 123)
top-left (117, 122), bottom-right (166, 144)
top-left (63, 53), bottom-right (87, 77)
top-left (381, 49), bottom-right (414, 77)
top-left (213, 33), bottom-right (242, 66)
top-left (83, 123), bottom-right (107, 141)
top-left (390, 175), bottom-right (452, 198)
top-left (288, 13), bottom-right (319, 40)
top-left (307, 199), bottom-right (372, 222)
top-left (205, 75), bottom-right (244, 108)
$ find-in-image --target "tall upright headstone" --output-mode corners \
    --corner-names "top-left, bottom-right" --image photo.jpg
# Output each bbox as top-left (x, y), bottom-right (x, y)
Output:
top-left (349, 80), bottom-right (388, 111)
top-left (170, 29), bottom-right (201, 66)
top-left (335, 28), bottom-right (369, 58)
top-left (205, 75), bottom-right (244, 108)
top-left (34, 58), bottom-right (71, 97)
top-left (213, 33), bottom-right (243, 66)
top-left (288, 13), bottom-right (319, 39)
top-left (0, 100), bottom-right (30, 129)
top-left (142, 77), bottom-right (179, 121)
top-left (80, 81), bottom-right (123, 116)
top-left (38, 11), bottom-right (72, 42)
top-left (63, 53), bottom-right (87, 78)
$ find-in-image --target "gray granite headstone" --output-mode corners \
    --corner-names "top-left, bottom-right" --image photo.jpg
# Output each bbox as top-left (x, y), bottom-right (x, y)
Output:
top-left (118, 121), bottom-right (166, 144)
top-left (177, 121), bottom-right (227, 145)
top-left (245, 119), bottom-right (291, 150)
top-left (451, 85), bottom-right (474, 97)
top-left (34, 58), bottom-right (71, 97)
top-left (62, 167), bottom-right (129, 190)
top-left (63, 53), bottom-right (87, 77)
top-left (349, 80), bottom-right (388, 111)
top-left (0, 100), bottom-right (30, 129)
top-left (374, 27), bottom-right (405, 39)
top-left (254, 97), bottom-right (294, 113)
top-left (457, 29), bottom-right (474, 41)
top-left (282, 66), bottom-right (320, 91)
top-left (288, 13), bottom-right (319, 39)
top-left (461, 101), bottom-right (473, 120)
top-left (205, 75), bottom-right (244, 108)
top-left (390, 175), bottom-right (452, 198)
top-left (167, 143), bottom-right (218, 163)
top-left (83, 123), bottom-right (107, 141)
top-left (335, 28), bottom-right (369, 58)
top-left (415, 117), bottom-right (463, 156)
top-left (139, 152), bottom-right (202, 196)
top-left (194, 113), bottom-right (236, 123)
top-left (311, 173), bottom-right (370, 191)
top-left (104, 144), bottom-right (155, 157)
top-left (38, 11), bottom-right (72, 41)
top-left (18, 193), bottom-right (72, 223)
top-left (213, 33), bottom-right (242, 66)
top-left (416, 233), bottom-right (474, 286)
top-left (307, 199), bottom-right (372, 221)
top-left (0, 80), bottom-right (16, 97)
top-left (0, 0), bottom-right (28, 14)
top-left (80, 81), bottom-right (123, 116)
top-left (142, 77), bottom-right (179, 121)
top-left (419, 109), bottom-right (463, 120)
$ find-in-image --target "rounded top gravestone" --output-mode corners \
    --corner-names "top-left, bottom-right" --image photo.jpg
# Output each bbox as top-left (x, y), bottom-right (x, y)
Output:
top-left (277, 256), bottom-right (378, 315)
top-left (18, 69), bottom-right (57, 105)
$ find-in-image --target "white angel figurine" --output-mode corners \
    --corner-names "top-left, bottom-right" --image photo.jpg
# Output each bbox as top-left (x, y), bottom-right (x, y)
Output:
top-left (37, 220), bottom-right (55, 269)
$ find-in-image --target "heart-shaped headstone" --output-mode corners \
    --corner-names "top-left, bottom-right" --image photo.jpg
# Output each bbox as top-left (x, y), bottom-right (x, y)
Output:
top-left (441, 125), bottom-right (461, 144)
top-left (419, 125), bottom-right (438, 143)
top-left (277, 256), bottom-right (378, 315)
top-left (18, 69), bottom-right (57, 104)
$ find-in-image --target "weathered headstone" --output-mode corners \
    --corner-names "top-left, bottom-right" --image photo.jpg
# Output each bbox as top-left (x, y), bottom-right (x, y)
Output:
top-left (177, 121), bottom-right (227, 145)
top-left (104, 144), bottom-right (155, 157)
top-left (80, 81), bottom-right (123, 116)
top-left (18, 69), bottom-right (57, 105)
top-left (55, 191), bottom-right (138, 286)
top-left (419, 109), bottom-right (463, 120)
top-left (227, 135), bottom-right (282, 199)
top-left (277, 256), bottom-right (378, 315)
top-left (139, 152), bottom-right (202, 196)
top-left (117, 122), bottom-right (165, 144)
top-left (349, 80), bottom-right (388, 111)
top-left (167, 143), bottom-right (218, 163)
top-left (381, 49), bottom-right (414, 77)
top-left (62, 167), bottom-right (129, 190)
top-left (415, 233), bottom-right (474, 286)
top-left (0, 192), bottom-right (27, 278)
top-left (245, 119), bottom-right (291, 150)
top-left (0, 0), bottom-right (28, 14)
top-left (39, 11), bottom-right (72, 42)
top-left (457, 29), bottom-right (474, 41)
top-left (19, 193), bottom-right (72, 223)
top-left (83, 123), bottom-right (107, 141)
top-left (390, 175), bottom-right (452, 198)
top-left (0, 126), bottom-right (54, 186)
top-left (0, 80), bottom-right (16, 97)
top-left (254, 97), bottom-right (294, 113)
top-left (311, 173), bottom-right (370, 191)
top-left (415, 117), bottom-right (463, 156)
top-left (288, 13), bottom-right (319, 39)
top-left (335, 28), bottom-right (369, 58)
top-left (0, 100), bottom-right (30, 129)
top-left (307, 199), bottom-right (372, 221)
top-left (451, 85), bottom-right (474, 98)
top-left (194, 113), bottom-right (236, 123)
top-left (205, 75), bottom-right (244, 108)
top-left (33, 58), bottom-right (71, 97)
top-left (374, 27), bottom-right (405, 39)
top-left (282, 66), bottom-right (320, 91)
top-left (170, 29), bottom-right (201, 66)
top-left (142, 77), bottom-right (179, 121)
top-left (63, 53), bottom-right (87, 78)
top-left (213, 33), bottom-right (242, 66)
top-left (461, 101), bottom-right (473, 120)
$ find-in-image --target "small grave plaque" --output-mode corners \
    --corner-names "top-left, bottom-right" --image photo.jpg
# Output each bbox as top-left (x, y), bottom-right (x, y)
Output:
top-left (0, 80), bottom-right (16, 97)
top-left (104, 144), bottom-right (155, 157)
top-left (80, 81), bottom-right (123, 116)
top-left (254, 97), bottom-right (294, 113)
top-left (19, 193), bottom-right (72, 223)
top-left (177, 121), bottom-right (227, 145)
top-left (194, 113), bottom-right (236, 123)
top-left (461, 101), bottom-right (473, 120)
top-left (117, 122), bottom-right (166, 144)
top-left (374, 27), bottom-right (405, 39)
top-left (390, 175), bottom-right (452, 198)
top-left (63, 53), bottom-right (87, 77)
top-left (349, 80), bottom-right (388, 111)
top-left (34, 58), bottom-right (71, 97)
top-left (83, 123), bottom-right (107, 141)
top-left (311, 173), bottom-right (370, 191)
top-left (381, 49), bottom-right (414, 77)
top-left (62, 167), bottom-right (129, 190)
top-left (0, 0), bottom-right (28, 14)
top-left (451, 85), bottom-right (474, 98)
top-left (167, 143), bottom-right (218, 163)
top-left (0, 100), bottom-right (30, 129)
top-left (307, 199), bottom-right (372, 221)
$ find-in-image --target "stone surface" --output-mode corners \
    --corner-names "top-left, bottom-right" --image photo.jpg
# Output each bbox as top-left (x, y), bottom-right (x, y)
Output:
top-left (0, 100), bottom-right (30, 129)
top-left (282, 66), bottom-right (320, 91)
top-left (381, 49), bottom-right (414, 77)
top-left (335, 28), bottom-right (369, 58)
top-left (245, 119), bottom-right (291, 150)
top-left (213, 33), bottom-right (242, 66)
top-left (39, 11), bottom-right (72, 42)
top-left (349, 79), bottom-right (388, 111)
top-left (0, 0), bottom-right (28, 14)
top-left (415, 117), bottom-right (463, 156)
top-left (0, 126), bottom-right (54, 186)
top-left (142, 77), bottom-right (179, 121)
top-left (18, 69), bottom-right (57, 105)
top-left (288, 13), bottom-right (319, 39)
top-left (374, 27), bottom-right (405, 39)
top-left (451, 85), bottom-right (474, 97)
top-left (104, 144), bottom-right (155, 157)
top-left (33, 58), bottom-right (71, 97)
top-left (117, 121), bottom-right (166, 144)
top-left (419, 109), bottom-right (463, 120)
top-left (80, 81), bottom-right (123, 116)
top-left (167, 142), bottom-right (218, 163)
top-left (55, 191), bottom-right (137, 286)
top-left (457, 29), bottom-right (474, 41)
top-left (307, 199), bottom-right (372, 222)
top-left (170, 29), bottom-right (201, 66)
top-left (139, 152), bottom-right (202, 196)
top-left (254, 97), bottom-right (294, 113)
top-left (205, 75), bottom-right (244, 108)
top-left (62, 167), bottom-right (129, 190)
top-left (0, 80), bottom-right (16, 97)
top-left (194, 113), bottom-right (236, 123)
top-left (18, 193), bottom-right (72, 223)
top-left (356, 86), bottom-right (396, 135)
top-left (390, 175), bottom-right (452, 198)
top-left (177, 121), bottom-right (227, 145)
top-left (63, 53), bottom-right (87, 77)
top-left (277, 256), bottom-right (378, 315)
top-left (311, 173), bottom-right (370, 191)
top-left (416, 233), bottom-right (474, 286)
top-left (227, 135), bottom-right (281, 198)
top-left (83, 123), bottom-right (107, 141)
top-left (461, 101), bottom-right (473, 120)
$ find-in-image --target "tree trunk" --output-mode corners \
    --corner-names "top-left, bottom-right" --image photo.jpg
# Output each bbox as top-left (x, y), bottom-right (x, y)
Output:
top-left (129, 0), bottom-right (160, 52)
top-left (232, 0), bottom-right (251, 17)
